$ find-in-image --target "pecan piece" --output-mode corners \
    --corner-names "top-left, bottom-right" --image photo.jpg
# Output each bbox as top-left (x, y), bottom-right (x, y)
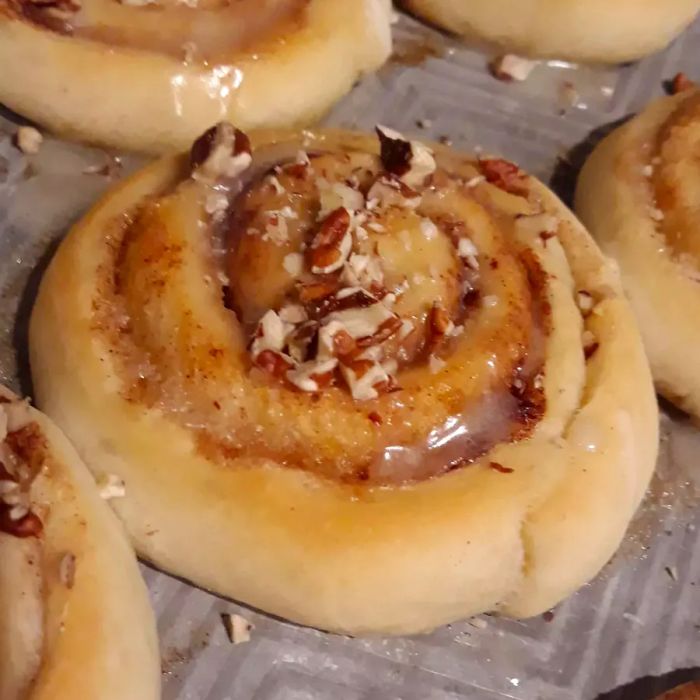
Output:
top-left (480, 158), bottom-right (528, 195)
top-left (253, 349), bottom-right (294, 378)
top-left (428, 302), bottom-right (455, 342)
top-left (355, 315), bottom-right (402, 348)
top-left (298, 279), bottom-right (341, 303)
top-left (376, 126), bottom-right (436, 188)
top-left (669, 72), bottom-right (695, 95)
top-left (307, 207), bottom-right (352, 275)
top-left (0, 505), bottom-right (43, 538)
top-left (190, 122), bottom-right (252, 184)
top-left (489, 55), bottom-right (536, 82)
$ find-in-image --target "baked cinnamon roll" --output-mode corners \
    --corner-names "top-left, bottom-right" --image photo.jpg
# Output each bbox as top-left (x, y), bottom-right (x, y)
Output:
top-left (0, 387), bottom-right (159, 700)
top-left (576, 88), bottom-right (700, 419)
top-left (30, 122), bottom-right (658, 634)
top-left (401, 0), bottom-right (699, 63)
top-left (0, 0), bottom-right (392, 152)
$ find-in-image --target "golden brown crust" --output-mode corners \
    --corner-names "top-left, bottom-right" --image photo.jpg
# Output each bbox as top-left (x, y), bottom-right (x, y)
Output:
top-left (29, 126), bottom-right (658, 634)
top-left (402, 0), bottom-right (698, 62)
top-left (0, 0), bottom-right (392, 152)
top-left (575, 90), bottom-right (700, 419)
top-left (0, 390), bottom-right (160, 700)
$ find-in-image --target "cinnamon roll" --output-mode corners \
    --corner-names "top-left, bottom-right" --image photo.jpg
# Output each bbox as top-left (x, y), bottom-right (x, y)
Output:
top-left (0, 387), bottom-right (159, 700)
top-left (30, 122), bottom-right (658, 634)
top-left (401, 0), bottom-right (699, 63)
top-left (576, 89), bottom-right (700, 419)
top-left (0, 0), bottom-right (392, 152)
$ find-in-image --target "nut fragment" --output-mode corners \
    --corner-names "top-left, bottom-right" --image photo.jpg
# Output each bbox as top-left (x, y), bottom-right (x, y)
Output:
top-left (221, 613), bottom-right (254, 644)
top-left (670, 72), bottom-right (695, 95)
top-left (367, 176), bottom-right (421, 210)
top-left (480, 158), bottom-right (528, 195)
top-left (490, 55), bottom-right (537, 82)
top-left (190, 122), bottom-right (252, 184)
top-left (325, 303), bottom-right (397, 344)
top-left (341, 253), bottom-right (384, 290)
top-left (340, 360), bottom-right (394, 401)
top-left (253, 349), bottom-right (295, 378)
top-left (251, 310), bottom-right (288, 357)
top-left (308, 208), bottom-right (352, 275)
top-left (318, 179), bottom-right (364, 218)
top-left (15, 126), bottom-right (43, 155)
top-left (376, 126), bottom-right (436, 188)
top-left (278, 304), bottom-right (307, 324)
top-left (286, 358), bottom-right (338, 392)
top-left (429, 302), bottom-right (454, 339)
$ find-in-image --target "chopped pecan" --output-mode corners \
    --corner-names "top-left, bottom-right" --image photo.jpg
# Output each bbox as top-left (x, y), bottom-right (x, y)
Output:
top-left (0, 505), bottom-right (43, 538)
top-left (489, 55), bottom-right (536, 82)
top-left (332, 329), bottom-right (357, 357)
top-left (190, 122), bottom-right (252, 184)
top-left (253, 349), bottom-right (294, 378)
top-left (298, 279), bottom-right (341, 303)
top-left (669, 72), bottom-right (695, 95)
top-left (286, 358), bottom-right (338, 393)
top-left (428, 302), bottom-right (455, 341)
top-left (366, 176), bottom-right (422, 210)
top-left (250, 310), bottom-right (288, 357)
top-left (480, 158), bottom-right (528, 195)
top-left (318, 179), bottom-right (364, 218)
top-left (376, 126), bottom-right (436, 188)
top-left (287, 321), bottom-right (319, 363)
top-left (340, 359), bottom-right (395, 401)
top-left (308, 207), bottom-right (352, 275)
top-left (356, 315), bottom-right (402, 348)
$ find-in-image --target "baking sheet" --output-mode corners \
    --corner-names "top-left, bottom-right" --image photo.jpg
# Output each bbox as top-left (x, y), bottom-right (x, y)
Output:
top-left (1, 12), bottom-right (699, 699)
